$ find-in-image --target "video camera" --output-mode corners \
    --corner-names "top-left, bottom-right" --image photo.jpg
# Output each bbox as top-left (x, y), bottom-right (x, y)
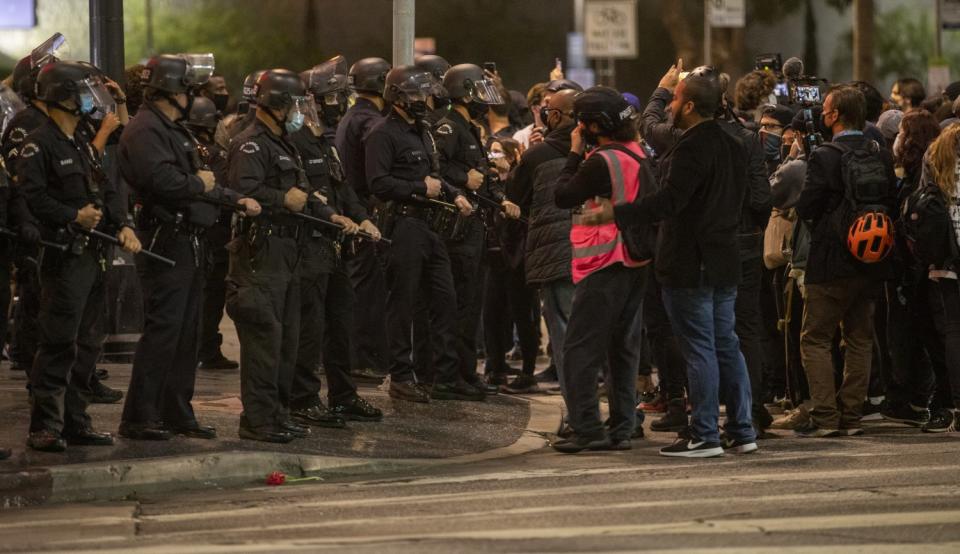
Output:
top-left (790, 78), bottom-right (826, 106)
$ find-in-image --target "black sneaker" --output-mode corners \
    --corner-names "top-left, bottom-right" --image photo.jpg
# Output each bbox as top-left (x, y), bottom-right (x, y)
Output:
top-left (720, 433), bottom-right (759, 454)
top-left (637, 385), bottom-right (660, 405)
top-left (486, 372), bottom-right (510, 387)
top-left (465, 373), bottom-right (499, 395)
top-left (535, 366), bottom-right (558, 383)
top-left (89, 379), bottom-right (124, 404)
top-left (862, 398), bottom-right (884, 421)
top-left (389, 380), bottom-right (431, 403)
top-left (922, 409), bottom-right (958, 433)
top-left (431, 380), bottom-right (486, 401)
top-left (793, 421), bottom-right (841, 438)
top-left (197, 353), bottom-right (240, 371)
top-left (551, 434), bottom-right (612, 454)
top-left (292, 403), bottom-right (347, 428)
top-left (881, 402), bottom-right (930, 427)
top-left (659, 436), bottom-right (724, 458)
top-left (502, 374), bottom-right (539, 395)
top-left (331, 396), bottom-right (383, 422)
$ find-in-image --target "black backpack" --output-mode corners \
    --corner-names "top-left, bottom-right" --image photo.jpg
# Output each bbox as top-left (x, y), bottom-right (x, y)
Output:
top-left (595, 143), bottom-right (659, 262)
top-left (900, 182), bottom-right (958, 268)
top-left (821, 140), bottom-right (893, 262)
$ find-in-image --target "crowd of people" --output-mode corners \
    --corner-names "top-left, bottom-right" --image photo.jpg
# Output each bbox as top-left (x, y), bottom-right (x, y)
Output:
top-left (0, 33), bottom-right (958, 461)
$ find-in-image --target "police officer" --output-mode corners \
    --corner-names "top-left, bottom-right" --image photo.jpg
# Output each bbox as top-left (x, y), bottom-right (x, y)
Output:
top-left (227, 69), bottom-right (316, 443)
top-left (3, 55), bottom-right (51, 375)
top-left (365, 65), bottom-right (483, 403)
top-left (336, 57), bottom-right (391, 381)
top-left (415, 54), bottom-right (452, 125)
top-left (118, 54), bottom-right (260, 441)
top-left (18, 61), bottom-right (141, 452)
top-left (435, 64), bottom-right (520, 392)
top-left (187, 96), bottom-right (240, 372)
top-left (286, 58), bottom-right (385, 426)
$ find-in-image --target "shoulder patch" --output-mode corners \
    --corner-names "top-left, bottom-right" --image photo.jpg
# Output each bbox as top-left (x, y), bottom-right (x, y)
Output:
top-left (239, 141), bottom-right (260, 154)
top-left (435, 123), bottom-right (454, 136)
top-left (20, 143), bottom-right (39, 159)
top-left (9, 128), bottom-right (27, 143)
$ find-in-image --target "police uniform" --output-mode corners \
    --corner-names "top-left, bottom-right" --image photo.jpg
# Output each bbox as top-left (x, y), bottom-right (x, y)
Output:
top-left (226, 118), bottom-right (307, 436)
top-left (336, 97), bottom-right (389, 375)
top-left (1, 104), bottom-right (47, 372)
top-left (196, 137), bottom-right (233, 365)
top-left (434, 109), bottom-right (506, 384)
top-left (288, 127), bottom-right (368, 413)
top-left (118, 102), bottom-right (237, 437)
top-left (17, 115), bottom-right (129, 438)
top-left (365, 111), bottom-right (462, 388)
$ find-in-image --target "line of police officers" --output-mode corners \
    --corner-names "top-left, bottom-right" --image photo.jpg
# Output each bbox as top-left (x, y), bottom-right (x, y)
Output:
top-left (0, 45), bottom-right (521, 451)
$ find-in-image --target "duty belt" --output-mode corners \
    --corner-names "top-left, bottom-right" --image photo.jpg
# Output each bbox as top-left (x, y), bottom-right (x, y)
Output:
top-left (392, 202), bottom-right (432, 222)
top-left (237, 218), bottom-right (302, 240)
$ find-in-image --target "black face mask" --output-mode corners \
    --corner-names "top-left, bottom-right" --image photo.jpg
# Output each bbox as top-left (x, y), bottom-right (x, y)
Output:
top-left (433, 96), bottom-right (451, 111)
top-left (212, 93), bottom-right (229, 113)
top-left (466, 101), bottom-right (488, 121)
top-left (320, 103), bottom-right (345, 127)
top-left (780, 143), bottom-right (792, 162)
top-left (405, 100), bottom-right (430, 120)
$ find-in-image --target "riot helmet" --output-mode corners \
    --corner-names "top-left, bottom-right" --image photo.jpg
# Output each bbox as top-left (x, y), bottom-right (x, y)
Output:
top-left (302, 55), bottom-right (350, 127)
top-left (443, 63), bottom-right (503, 120)
top-left (415, 54), bottom-right (451, 107)
top-left (142, 53), bottom-right (215, 94)
top-left (349, 57), bottom-right (391, 96)
top-left (184, 95), bottom-right (219, 135)
top-left (35, 61), bottom-right (112, 118)
top-left (255, 69), bottom-right (317, 134)
top-left (0, 84), bottom-right (26, 136)
top-left (384, 65), bottom-right (439, 120)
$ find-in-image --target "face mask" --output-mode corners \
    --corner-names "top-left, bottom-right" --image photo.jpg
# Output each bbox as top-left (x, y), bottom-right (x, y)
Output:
top-left (761, 132), bottom-right (782, 162)
top-left (581, 127), bottom-right (599, 146)
top-left (212, 93), bottom-right (229, 113)
top-left (467, 101), bottom-right (488, 121)
top-left (819, 113), bottom-right (834, 141)
top-left (433, 96), bottom-right (451, 111)
top-left (78, 92), bottom-right (96, 115)
top-left (285, 110), bottom-right (305, 133)
top-left (405, 100), bottom-right (430, 119)
top-left (780, 143), bottom-right (792, 161)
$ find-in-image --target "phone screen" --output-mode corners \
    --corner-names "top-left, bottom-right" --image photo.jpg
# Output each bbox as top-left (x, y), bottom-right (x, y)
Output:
top-left (796, 86), bottom-right (821, 103)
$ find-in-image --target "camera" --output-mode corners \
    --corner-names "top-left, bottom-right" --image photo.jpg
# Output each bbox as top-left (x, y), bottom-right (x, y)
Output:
top-left (755, 53), bottom-right (783, 74)
top-left (789, 77), bottom-right (827, 107)
top-left (801, 108), bottom-right (824, 153)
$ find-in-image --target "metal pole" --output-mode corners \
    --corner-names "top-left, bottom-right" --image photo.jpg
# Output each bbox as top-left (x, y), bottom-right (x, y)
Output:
top-left (703, 0), bottom-right (712, 65)
top-left (574, 0), bottom-right (585, 33)
top-left (89, 0), bottom-right (125, 82)
top-left (935, 0), bottom-right (943, 59)
top-left (392, 0), bottom-right (415, 67)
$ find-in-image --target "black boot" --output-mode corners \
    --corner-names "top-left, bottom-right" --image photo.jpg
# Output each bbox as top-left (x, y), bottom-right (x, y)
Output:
top-left (650, 398), bottom-right (688, 433)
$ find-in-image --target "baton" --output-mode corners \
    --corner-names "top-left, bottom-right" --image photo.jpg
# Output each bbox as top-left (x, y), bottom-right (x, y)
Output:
top-left (75, 226), bottom-right (176, 267)
top-left (287, 208), bottom-right (391, 246)
top-left (467, 191), bottom-right (529, 225)
top-left (0, 227), bottom-right (68, 252)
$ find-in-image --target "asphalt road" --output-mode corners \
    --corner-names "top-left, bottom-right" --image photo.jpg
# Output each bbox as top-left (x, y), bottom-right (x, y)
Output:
top-left (4, 412), bottom-right (960, 553)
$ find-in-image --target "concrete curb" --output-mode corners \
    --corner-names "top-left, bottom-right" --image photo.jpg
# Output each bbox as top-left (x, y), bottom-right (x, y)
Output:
top-left (0, 395), bottom-right (559, 509)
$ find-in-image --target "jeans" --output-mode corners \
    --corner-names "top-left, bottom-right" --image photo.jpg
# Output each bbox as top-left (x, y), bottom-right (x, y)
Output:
top-left (662, 285), bottom-right (755, 444)
top-left (540, 278), bottom-right (575, 396)
top-left (562, 264), bottom-right (647, 441)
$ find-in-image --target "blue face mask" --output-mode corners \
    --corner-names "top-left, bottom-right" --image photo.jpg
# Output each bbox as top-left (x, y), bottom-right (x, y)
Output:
top-left (284, 110), bottom-right (304, 133)
top-left (78, 93), bottom-right (96, 115)
top-left (761, 131), bottom-right (782, 162)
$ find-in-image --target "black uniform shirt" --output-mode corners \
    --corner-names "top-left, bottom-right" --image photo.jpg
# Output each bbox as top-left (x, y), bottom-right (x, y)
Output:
top-left (365, 111), bottom-right (458, 203)
top-left (289, 128), bottom-right (366, 222)
top-left (119, 103), bottom-right (231, 227)
top-left (2, 104), bottom-right (48, 174)
top-left (17, 116), bottom-right (126, 231)
top-left (434, 108), bottom-right (505, 204)
top-left (335, 98), bottom-right (383, 205)
top-left (227, 118), bottom-right (312, 225)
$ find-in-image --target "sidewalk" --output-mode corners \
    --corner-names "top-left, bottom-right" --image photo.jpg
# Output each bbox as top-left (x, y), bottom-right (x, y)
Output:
top-left (0, 320), bottom-right (548, 508)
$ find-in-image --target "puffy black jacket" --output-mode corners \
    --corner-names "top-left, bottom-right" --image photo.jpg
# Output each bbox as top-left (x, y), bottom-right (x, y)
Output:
top-left (513, 127), bottom-right (574, 285)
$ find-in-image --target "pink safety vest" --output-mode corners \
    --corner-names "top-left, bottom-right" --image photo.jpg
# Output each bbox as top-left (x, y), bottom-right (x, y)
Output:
top-left (570, 141), bottom-right (649, 284)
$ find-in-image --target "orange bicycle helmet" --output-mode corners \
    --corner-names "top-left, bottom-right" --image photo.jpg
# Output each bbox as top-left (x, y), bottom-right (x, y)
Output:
top-left (847, 211), bottom-right (894, 263)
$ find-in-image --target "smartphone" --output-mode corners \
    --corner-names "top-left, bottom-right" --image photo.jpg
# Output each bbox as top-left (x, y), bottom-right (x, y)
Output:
top-left (483, 61), bottom-right (497, 74)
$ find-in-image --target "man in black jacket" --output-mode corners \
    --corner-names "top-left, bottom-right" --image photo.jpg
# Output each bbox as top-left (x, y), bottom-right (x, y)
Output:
top-left (585, 75), bottom-right (756, 458)
top-left (794, 85), bottom-right (897, 438)
top-left (642, 61), bottom-right (774, 434)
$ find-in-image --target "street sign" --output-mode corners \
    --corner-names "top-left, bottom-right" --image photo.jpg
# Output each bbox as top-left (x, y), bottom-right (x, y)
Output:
top-left (584, 0), bottom-right (637, 59)
top-left (942, 0), bottom-right (960, 29)
top-left (708, 0), bottom-right (746, 29)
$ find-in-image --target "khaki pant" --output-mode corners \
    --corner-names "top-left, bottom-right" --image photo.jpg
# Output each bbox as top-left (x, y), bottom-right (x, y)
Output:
top-left (800, 277), bottom-right (878, 429)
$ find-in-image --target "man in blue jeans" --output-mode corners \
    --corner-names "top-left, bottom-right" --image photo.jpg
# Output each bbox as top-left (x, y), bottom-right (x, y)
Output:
top-left (585, 68), bottom-right (756, 457)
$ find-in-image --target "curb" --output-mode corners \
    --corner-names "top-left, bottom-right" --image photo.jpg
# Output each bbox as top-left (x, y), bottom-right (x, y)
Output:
top-left (0, 396), bottom-right (559, 509)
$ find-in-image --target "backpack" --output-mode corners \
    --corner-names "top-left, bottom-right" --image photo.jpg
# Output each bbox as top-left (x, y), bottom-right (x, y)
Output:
top-left (900, 182), bottom-right (958, 268)
top-left (821, 140), bottom-right (893, 262)
top-left (597, 143), bottom-right (659, 262)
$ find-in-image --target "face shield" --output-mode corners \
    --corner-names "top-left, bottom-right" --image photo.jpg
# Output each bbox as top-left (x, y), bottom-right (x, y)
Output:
top-left (467, 77), bottom-right (504, 105)
top-left (76, 76), bottom-right (116, 118)
top-left (0, 85), bottom-right (26, 135)
top-left (178, 53), bottom-right (215, 87)
top-left (30, 33), bottom-right (68, 68)
top-left (284, 95), bottom-right (319, 133)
